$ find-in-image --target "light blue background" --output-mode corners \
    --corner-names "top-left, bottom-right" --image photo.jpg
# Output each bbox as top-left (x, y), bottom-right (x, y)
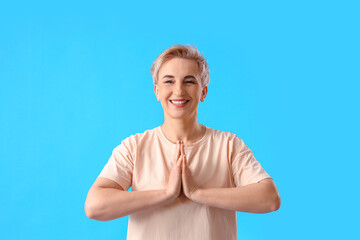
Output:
top-left (1, 0), bottom-right (359, 239)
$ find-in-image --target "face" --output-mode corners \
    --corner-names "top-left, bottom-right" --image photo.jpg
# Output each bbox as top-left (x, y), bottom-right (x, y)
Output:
top-left (154, 57), bottom-right (208, 121)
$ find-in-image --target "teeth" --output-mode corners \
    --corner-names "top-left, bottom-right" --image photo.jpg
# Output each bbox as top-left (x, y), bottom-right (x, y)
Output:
top-left (171, 100), bottom-right (188, 104)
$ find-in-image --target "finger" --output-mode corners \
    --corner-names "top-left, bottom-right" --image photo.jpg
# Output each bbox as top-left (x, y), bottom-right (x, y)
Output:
top-left (177, 154), bottom-right (182, 167)
top-left (174, 141), bottom-right (181, 165)
top-left (177, 141), bottom-right (183, 164)
top-left (180, 141), bottom-right (185, 156)
top-left (182, 154), bottom-right (186, 174)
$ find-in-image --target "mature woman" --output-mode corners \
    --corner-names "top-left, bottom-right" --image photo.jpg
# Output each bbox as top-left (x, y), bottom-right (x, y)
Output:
top-left (85, 44), bottom-right (281, 240)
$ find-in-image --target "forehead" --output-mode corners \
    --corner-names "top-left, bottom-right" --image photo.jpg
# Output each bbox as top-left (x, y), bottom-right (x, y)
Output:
top-left (158, 57), bottom-right (199, 77)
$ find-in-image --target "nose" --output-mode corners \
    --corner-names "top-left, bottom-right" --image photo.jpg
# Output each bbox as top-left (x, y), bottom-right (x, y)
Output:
top-left (173, 82), bottom-right (185, 95)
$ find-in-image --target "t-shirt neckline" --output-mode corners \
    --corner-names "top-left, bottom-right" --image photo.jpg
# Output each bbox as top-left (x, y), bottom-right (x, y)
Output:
top-left (156, 125), bottom-right (210, 148)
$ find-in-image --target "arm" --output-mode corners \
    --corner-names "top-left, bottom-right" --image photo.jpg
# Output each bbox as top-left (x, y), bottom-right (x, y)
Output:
top-left (85, 177), bottom-right (172, 221)
top-left (180, 142), bottom-right (280, 213)
top-left (191, 178), bottom-right (281, 213)
top-left (85, 141), bottom-right (184, 221)
top-left (179, 140), bottom-right (281, 213)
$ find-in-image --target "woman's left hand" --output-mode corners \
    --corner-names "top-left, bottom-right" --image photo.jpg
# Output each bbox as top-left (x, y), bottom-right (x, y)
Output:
top-left (180, 141), bottom-right (200, 201)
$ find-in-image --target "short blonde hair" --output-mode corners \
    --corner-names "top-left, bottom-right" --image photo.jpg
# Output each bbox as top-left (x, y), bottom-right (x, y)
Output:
top-left (150, 44), bottom-right (210, 87)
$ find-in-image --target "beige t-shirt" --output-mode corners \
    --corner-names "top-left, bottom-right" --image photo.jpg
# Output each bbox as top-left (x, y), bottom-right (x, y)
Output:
top-left (99, 125), bottom-right (272, 240)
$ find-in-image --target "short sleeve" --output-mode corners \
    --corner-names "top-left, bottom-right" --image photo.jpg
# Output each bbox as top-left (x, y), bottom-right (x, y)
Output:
top-left (98, 137), bottom-right (134, 190)
top-left (231, 138), bottom-right (272, 187)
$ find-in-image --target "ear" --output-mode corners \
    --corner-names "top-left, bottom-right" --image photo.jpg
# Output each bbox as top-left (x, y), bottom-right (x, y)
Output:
top-left (154, 84), bottom-right (159, 101)
top-left (200, 86), bottom-right (208, 102)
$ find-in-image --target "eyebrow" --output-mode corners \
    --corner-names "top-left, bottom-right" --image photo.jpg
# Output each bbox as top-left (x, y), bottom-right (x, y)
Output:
top-left (162, 75), bottom-right (174, 79)
top-left (162, 75), bottom-right (197, 80)
top-left (184, 75), bottom-right (197, 80)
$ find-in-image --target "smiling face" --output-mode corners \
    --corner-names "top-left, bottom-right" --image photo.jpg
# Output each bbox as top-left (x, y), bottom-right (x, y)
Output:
top-left (154, 57), bottom-right (208, 121)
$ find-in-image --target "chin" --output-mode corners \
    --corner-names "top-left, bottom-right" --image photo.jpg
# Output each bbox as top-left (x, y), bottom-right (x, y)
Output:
top-left (165, 110), bottom-right (198, 120)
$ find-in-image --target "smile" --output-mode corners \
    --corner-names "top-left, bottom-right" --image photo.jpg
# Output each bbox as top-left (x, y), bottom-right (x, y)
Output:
top-left (169, 100), bottom-right (190, 107)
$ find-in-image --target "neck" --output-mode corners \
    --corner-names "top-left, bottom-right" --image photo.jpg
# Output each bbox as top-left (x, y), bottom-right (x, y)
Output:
top-left (161, 116), bottom-right (205, 145)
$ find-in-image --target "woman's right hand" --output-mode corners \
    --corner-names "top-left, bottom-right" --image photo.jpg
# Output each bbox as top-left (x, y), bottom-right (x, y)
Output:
top-left (165, 141), bottom-right (183, 201)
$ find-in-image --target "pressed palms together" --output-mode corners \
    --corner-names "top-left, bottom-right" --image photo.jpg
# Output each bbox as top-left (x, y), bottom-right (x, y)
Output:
top-left (165, 141), bottom-right (199, 202)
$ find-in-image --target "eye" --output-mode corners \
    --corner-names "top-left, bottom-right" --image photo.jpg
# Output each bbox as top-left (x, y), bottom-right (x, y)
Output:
top-left (185, 81), bottom-right (195, 84)
top-left (164, 80), bottom-right (173, 83)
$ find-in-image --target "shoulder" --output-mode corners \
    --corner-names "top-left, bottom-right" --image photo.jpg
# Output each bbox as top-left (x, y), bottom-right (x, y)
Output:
top-left (206, 126), bottom-right (241, 142)
top-left (127, 127), bottom-right (157, 141)
top-left (114, 127), bottom-right (159, 150)
top-left (205, 126), bottom-right (246, 151)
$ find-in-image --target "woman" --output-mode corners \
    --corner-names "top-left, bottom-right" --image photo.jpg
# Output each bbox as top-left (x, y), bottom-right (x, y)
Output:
top-left (85, 44), bottom-right (281, 240)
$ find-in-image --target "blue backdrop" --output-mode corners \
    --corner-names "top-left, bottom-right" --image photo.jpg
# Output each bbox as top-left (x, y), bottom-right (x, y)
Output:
top-left (1, 0), bottom-right (359, 239)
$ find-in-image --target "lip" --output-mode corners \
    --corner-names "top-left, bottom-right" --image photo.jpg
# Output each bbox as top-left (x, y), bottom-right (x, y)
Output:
top-left (169, 99), bottom-right (190, 108)
top-left (170, 99), bottom-right (189, 101)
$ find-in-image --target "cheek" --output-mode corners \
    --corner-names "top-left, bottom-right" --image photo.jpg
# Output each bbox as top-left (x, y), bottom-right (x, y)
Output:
top-left (193, 90), bottom-right (202, 99)
top-left (160, 92), bottom-right (172, 101)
